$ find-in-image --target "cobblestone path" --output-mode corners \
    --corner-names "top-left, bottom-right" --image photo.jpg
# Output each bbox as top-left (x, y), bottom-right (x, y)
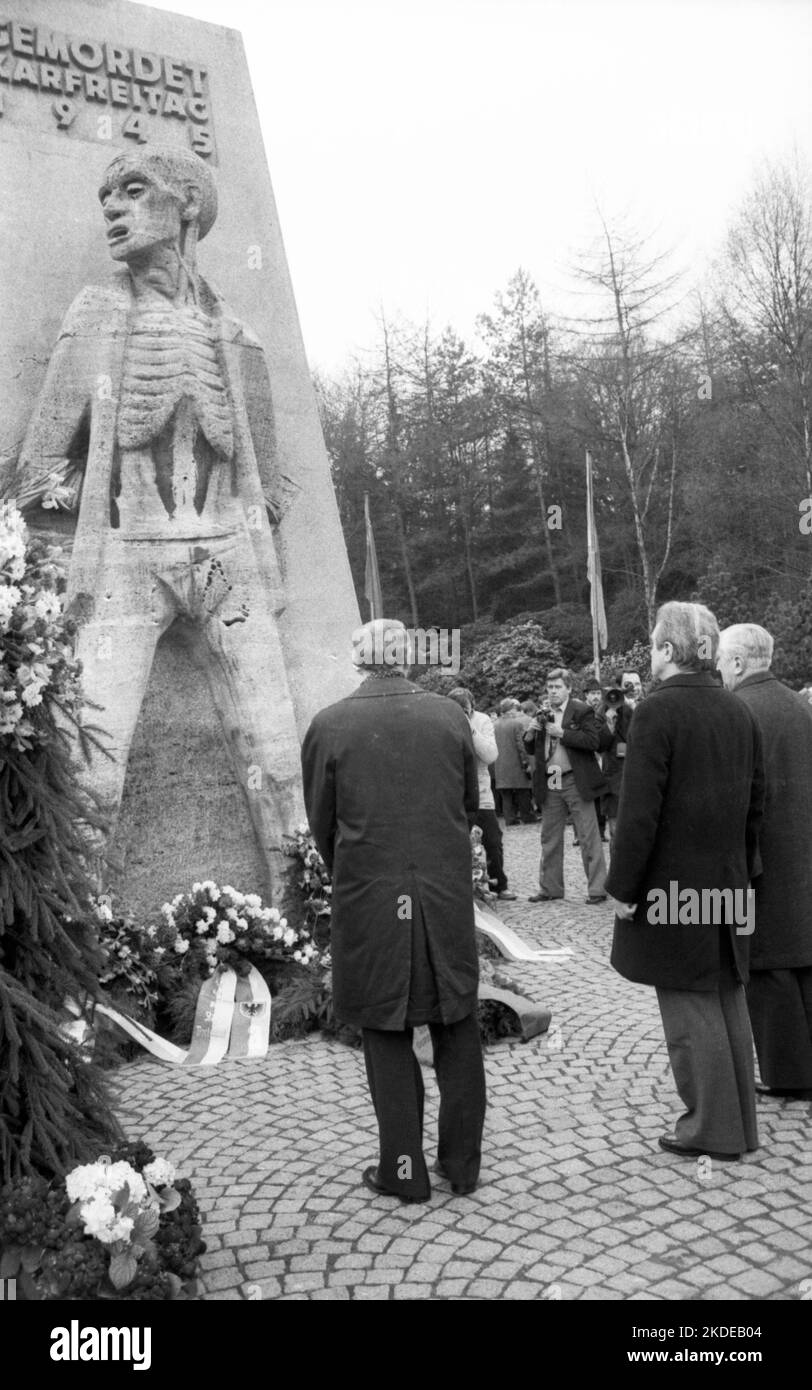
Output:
top-left (112, 826), bottom-right (812, 1301)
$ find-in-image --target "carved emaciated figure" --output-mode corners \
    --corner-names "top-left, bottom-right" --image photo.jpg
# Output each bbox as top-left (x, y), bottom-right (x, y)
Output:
top-left (15, 144), bottom-right (304, 896)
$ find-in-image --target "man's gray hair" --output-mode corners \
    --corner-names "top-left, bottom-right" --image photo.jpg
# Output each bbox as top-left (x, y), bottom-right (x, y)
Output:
top-left (653, 601), bottom-right (719, 671)
top-left (547, 668), bottom-right (574, 688)
top-left (719, 623), bottom-right (774, 670)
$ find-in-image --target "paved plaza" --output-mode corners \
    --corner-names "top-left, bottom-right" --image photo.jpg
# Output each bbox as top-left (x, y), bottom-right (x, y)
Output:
top-left (112, 826), bottom-right (812, 1302)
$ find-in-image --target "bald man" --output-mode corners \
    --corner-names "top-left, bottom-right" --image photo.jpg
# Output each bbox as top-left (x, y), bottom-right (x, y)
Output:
top-left (718, 624), bottom-right (812, 1100)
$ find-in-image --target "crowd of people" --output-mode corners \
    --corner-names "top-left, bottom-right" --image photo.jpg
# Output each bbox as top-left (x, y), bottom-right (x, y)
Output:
top-left (300, 606), bottom-right (812, 1202)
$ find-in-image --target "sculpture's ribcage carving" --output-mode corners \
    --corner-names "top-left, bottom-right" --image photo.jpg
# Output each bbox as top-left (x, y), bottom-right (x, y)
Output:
top-left (117, 305), bottom-right (235, 460)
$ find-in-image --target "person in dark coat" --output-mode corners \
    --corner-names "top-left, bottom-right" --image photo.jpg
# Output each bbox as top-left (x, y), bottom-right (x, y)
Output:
top-left (606, 602), bottom-right (765, 1160)
top-left (718, 623), bottom-right (812, 1099)
top-left (524, 669), bottom-right (608, 903)
top-left (493, 699), bottom-right (535, 824)
top-left (300, 618), bottom-right (486, 1203)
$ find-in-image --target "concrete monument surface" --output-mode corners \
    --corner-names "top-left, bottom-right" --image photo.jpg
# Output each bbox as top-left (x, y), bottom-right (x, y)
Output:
top-left (1, 0), bottom-right (361, 910)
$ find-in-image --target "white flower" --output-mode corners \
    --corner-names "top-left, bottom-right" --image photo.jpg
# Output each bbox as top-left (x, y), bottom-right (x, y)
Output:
top-left (0, 701), bottom-right (23, 733)
top-left (108, 1215), bottom-right (135, 1244)
top-left (104, 1162), bottom-right (147, 1203)
top-left (66, 1162), bottom-right (107, 1203)
top-left (216, 923), bottom-right (235, 945)
top-left (293, 950), bottom-right (302, 962)
top-left (267, 908), bottom-right (281, 924)
top-left (225, 907), bottom-right (238, 922)
top-left (195, 918), bottom-right (209, 935)
top-left (96, 902), bottom-right (113, 924)
top-left (34, 591), bottom-right (60, 621)
top-left (0, 584), bottom-right (21, 624)
top-left (191, 881), bottom-right (203, 895)
top-left (20, 679), bottom-right (46, 707)
top-left (143, 1157), bottom-right (175, 1188)
top-left (272, 925), bottom-right (284, 941)
top-left (203, 906), bottom-right (217, 923)
top-left (80, 1195), bottom-right (117, 1239)
top-left (235, 916), bottom-right (249, 932)
top-left (283, 929), bottom-right (296, 948)
top-left (173, 938), bottom-right (190, 955)
top-left (244, 894), bottom-right (262, 910)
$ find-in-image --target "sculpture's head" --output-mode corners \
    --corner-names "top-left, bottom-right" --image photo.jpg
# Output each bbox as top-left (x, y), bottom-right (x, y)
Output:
top-left (98, 144), bottom-right (217, 263)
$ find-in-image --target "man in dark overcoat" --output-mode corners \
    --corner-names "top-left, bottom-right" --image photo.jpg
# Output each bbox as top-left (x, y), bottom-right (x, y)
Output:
top-left (493, 699), bottom-right (535, 824)
top-left (718, 623), bottom-right (812, 1099)
top-left (300, 619), bottom-right (486, 1202)
top-left (606, 602), bottom-right (765, 1160)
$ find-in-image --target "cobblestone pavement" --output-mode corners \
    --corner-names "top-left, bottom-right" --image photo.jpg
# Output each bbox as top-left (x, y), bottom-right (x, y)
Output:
top-left (112, 826), bottom-right (812, 1302)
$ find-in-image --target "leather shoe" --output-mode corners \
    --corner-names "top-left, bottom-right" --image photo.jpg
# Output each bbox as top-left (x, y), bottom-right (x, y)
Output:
top-left (755, 1083), bottom-right (812, 1100)
top-left (658, 1136), bottom-right (740, 1161)
top-left (528, 892), bottom-right (561, 902)
top-left (433, 1159), bottom-right (477, 1196)
top-left (585, 895), bottom-right (608, 905)
top-left (496, 890), bottom-right (517, 900)
top-left (362, 1166), bottom-right (430, 1203)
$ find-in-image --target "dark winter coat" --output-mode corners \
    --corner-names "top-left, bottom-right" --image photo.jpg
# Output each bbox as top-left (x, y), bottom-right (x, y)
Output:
top-left (300, 675), bottom-right (480, 1029)
top-left (493, 711), bottom-right (531, 789)
top-left (606, 672), bottom-right (765, 990)
top-left (732, 671), bottom-right (812, 970)
top-left (523, 696), bottom-right (608, 805)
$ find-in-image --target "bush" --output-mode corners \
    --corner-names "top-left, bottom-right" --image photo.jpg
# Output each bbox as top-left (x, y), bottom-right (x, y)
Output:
top-left (531, 604), bottom-right (594, 665)
top-left (417, 617), bottom-right (563, 708)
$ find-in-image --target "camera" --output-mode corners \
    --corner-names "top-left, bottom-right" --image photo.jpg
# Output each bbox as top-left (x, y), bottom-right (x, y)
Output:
top-left (542, 709), bottom-right (556, 722)
top-left (622, 680), bottom-right (638, 695)
top-left (604, 687), bottom-right (625, 707)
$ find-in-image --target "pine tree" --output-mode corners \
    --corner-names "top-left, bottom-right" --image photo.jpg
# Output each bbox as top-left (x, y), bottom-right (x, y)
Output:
top-left (1, 507), bottom-right (119, 1181)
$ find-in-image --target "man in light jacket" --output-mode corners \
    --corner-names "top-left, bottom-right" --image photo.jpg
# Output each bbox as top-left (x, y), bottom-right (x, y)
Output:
top-left (448, 688), bottom-right (517, 900)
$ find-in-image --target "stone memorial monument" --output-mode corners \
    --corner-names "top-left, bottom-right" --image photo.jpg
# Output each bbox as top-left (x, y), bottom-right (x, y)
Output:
top-left (0, 0), bottom-right (361, 911)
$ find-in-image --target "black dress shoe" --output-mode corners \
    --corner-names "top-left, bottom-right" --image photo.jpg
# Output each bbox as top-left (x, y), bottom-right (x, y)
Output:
top-left (496, 890), bottom-right (517, 900)
top-left (362, 1166), bottom-right (430, 1203)
top-left (585, 895), bottom-right (608, 904)
top-left (755, 1083), bottom-right (812, 1100)
top-left (528, 892), bottom-right (561, 902)
top-left (432, 1159), bottom-right (478, 1196)
top-left (658, 1135), bottom-right (740, 1161)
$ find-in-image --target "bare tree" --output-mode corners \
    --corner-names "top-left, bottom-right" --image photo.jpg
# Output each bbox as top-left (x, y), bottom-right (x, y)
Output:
top-left (719, 158), bottom-right (812, 498)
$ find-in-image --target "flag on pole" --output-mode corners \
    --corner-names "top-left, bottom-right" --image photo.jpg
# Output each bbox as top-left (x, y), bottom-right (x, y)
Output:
top-left (585, 452), bottom-right (608, 653)
top-left (363, 492), bottom-right (384, 619)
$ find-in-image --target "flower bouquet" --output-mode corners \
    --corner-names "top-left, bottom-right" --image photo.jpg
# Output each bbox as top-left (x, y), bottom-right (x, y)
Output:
top-left (150, 880), bottom-right (321, 980)
top-left (0, 1141), bottom-right (205, 1299)
top-left (0, 501), bottom-right (85, 749)
top-left (147, 882), bottom-right (326, 1048)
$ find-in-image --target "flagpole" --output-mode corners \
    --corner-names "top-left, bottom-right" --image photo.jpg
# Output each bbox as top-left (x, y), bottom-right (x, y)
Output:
top-left (363, 492), bottom-right (384, 619)
top-left (586, 452), bottom-right (601, 684)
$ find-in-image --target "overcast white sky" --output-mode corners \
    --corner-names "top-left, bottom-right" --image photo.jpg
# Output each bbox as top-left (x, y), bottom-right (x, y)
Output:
top-left (142, 0), bottom-right (812, 372)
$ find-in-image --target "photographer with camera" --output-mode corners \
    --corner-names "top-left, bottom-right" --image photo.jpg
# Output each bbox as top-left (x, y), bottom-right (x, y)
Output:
top-left (524, 669), bottom-right (608, 904)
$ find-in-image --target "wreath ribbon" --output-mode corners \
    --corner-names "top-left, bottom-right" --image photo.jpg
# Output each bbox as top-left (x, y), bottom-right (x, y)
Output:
top-left (82, 965), bottom-right (272, 1065)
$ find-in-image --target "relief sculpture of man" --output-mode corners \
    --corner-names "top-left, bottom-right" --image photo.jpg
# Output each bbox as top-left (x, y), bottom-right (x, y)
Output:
top-left (13, 143), bottom-right (305, 896)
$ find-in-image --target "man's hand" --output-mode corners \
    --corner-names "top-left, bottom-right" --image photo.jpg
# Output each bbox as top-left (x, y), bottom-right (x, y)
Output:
top-left (612, 899), bottom-right (637, 920)
top-left (547, 721), bottom-right (564, 739)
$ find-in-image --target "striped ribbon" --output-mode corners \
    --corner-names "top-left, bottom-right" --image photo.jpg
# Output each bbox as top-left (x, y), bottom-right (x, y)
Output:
top-left (84, 965), bottom-right (272, 1066)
